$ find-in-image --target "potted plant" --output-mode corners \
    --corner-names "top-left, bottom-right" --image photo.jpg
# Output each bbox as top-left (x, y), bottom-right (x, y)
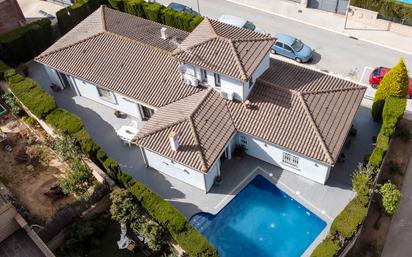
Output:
top-left (233, 144), bottom-right (246, 160)
top-left (214, 175), bottom-right (222, 185)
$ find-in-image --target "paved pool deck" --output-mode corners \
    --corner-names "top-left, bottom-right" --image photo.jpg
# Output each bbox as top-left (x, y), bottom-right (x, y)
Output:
top-left (29, 61), bottom-right (380, 255)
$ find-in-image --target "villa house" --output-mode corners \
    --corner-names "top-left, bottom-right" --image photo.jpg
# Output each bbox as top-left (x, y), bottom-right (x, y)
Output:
top-left (35, 6), bottom-right (365, 192)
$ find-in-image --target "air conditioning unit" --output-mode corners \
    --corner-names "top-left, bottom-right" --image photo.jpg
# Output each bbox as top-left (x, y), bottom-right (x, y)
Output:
top-left (220, 89), bottom-right (234, 101)
top-left (183, 74), bottom-right (199, 87)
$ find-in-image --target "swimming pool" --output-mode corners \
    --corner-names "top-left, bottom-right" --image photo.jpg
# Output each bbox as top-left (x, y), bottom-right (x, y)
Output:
top-left (397, 0), bottom-right (412, 4)
top-left (190, 175), bottom-right (326, 257)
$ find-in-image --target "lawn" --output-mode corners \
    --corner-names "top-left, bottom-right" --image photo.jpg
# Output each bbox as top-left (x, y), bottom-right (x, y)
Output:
top-left (87, 220), bottom-right (145, 257)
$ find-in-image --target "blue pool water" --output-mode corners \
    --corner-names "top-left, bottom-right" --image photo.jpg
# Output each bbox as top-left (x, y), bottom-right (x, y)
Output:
top-left (190, 175), bottom-right (326, 257)
top-left (398, 0), bottom-right (412, 4)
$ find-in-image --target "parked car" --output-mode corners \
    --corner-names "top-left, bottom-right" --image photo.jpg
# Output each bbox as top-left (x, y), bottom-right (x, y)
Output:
top-left (270, 33), bottom-right (313, 63)
top-left (218, 15), bottom-right (265, 34)
top-left (167, 2), bottom-right (200, 16)
top-left (369, 66), bottom-right (412, 97)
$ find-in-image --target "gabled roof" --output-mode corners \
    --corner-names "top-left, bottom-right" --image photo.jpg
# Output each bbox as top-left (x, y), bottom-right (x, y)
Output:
top-left (136, 89), bottom-right (236, 172)
top-left (173, 18), bottom-right (275, 81)
top-left (227, 59), bottom-right (366, 165)
top-left (35, 6), bottom-right (198, 108)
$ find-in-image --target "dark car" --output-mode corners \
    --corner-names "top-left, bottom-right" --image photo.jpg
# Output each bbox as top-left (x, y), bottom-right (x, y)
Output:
top-left (369, 66), bottom-right (412, 98)
top-left (167, 2), bottom-right (200, 16)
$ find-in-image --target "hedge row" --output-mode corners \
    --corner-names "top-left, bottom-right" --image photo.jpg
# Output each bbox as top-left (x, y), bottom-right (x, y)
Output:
top-left (351, 0), bottom-right (412, 25)
top-left (57, 0), bottom-right (108, 34)
top-left (46, 108), bottom-right (83, 134)
top-left (6, 70), bottom-right (57, 118)
top-left (368, 96), bottom-right (407, 169)
top-left (109, 0), bottom-right (203, 32)
top-left (0, 18), bottom-right (53, 66)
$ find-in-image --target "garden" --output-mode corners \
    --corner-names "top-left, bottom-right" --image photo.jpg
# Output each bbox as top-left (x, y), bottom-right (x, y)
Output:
top-left (311, 59), bottom-right (409, 257)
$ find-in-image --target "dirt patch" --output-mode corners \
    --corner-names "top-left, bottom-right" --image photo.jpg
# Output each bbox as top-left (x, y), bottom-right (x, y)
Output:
top-left (0, 113), bottom-right (75, 223)
top-left (347, 119), bottom-right (412, 257)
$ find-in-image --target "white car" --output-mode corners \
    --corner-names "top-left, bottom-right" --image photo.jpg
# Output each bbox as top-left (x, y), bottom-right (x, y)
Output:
top-left (218, 15), bottom-right (266, 34)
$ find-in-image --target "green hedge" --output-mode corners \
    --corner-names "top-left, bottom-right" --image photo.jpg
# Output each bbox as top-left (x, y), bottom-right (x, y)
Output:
top-left (127, 179), bottom-right (217, 256)
top-left (57, 0), bottom-right (107, 34)
top-left (8, 76), bottom-right (57, 118)
top-left (0, 19), bottom-right (53, 65)
top-left (376, 133), bottom-right (389, 151)
top-left (310, 237), bottom-right (340, 257)
top-left (351, 0), bottom-right (412, 25)
top-left (109, 0), bottom-right (203, 32)
top-left (46, 108), bottom-right (83, 134)
top-left (330, 197), bottom-right (368, 239)
top-left (368, 147), bottom-right (385, 169)
top-left (0, 60), bottom-right (10, 80)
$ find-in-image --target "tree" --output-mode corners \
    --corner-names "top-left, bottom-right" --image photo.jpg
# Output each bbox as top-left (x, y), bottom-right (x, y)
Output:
top-left (372, 59), bottom-right (409, 121)
top-left (59, 159), bottom-right (93, 198)
top-left (54, 135), bottom-right (81, 161)
top-left (378, 181), bottom-right (401, 215)
top-left (136, 220), bottom-right (166, 252)
top-left (110, 188), bottom-right (143, 225)
top-left (352, 164), bottom-right (373, 205)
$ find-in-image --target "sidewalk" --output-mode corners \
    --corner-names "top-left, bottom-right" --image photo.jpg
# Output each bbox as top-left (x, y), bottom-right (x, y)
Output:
top-left (226, 0), bottom-right (412, 55)
top-left (381, 150), bottom-right (412, 257)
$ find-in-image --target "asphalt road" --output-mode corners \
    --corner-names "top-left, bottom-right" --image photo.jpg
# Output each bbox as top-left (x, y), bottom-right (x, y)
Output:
top-left (157, 0), bottom-right (412, 84)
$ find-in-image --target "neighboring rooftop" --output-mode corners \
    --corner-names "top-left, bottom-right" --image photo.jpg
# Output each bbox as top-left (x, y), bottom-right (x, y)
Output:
top-left (136, 89), bottom-right (236, 172)
top-left (173, 17), bottom-right (275, 81)
top-left (36, 6), bottom-right (198, 108)
top-left (0, 229), bottom-right (47, 257)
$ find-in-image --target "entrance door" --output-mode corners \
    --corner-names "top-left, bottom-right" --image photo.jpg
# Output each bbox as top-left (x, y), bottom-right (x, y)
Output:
top-left (308, 0), bottom-right (348, 14)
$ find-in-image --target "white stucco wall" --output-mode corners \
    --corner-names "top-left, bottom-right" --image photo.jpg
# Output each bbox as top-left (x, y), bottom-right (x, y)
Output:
top-left (243, 53), bottom-right (270, 99)
top-left (144, 149), bottom-right (208, 191)
top-left (44, 65), bottom-right (63, 89)
top-left (204, 161), bottom-right (220, 192)
top-left (239, 132), bottom-right (331, 184)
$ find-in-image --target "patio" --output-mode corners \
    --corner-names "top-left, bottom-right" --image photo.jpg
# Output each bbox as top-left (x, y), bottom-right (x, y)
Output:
top-left (29, 61), bottom-right (379, 225)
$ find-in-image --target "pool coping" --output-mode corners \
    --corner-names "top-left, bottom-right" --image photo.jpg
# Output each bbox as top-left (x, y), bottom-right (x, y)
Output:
top-left (191, 166), bottom-right (343, 257)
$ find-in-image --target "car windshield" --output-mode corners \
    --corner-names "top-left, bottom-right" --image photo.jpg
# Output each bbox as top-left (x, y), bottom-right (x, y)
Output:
top-left (291, 39), bottom-right (304, 52)
top-left (243, 21), bottom-right (256, 31)
top-left (373, 67), bottom-right (382, 76)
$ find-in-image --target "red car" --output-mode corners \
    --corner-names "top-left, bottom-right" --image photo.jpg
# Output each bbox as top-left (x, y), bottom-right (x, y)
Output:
top-left (369, 66), bottom-right (412, 98)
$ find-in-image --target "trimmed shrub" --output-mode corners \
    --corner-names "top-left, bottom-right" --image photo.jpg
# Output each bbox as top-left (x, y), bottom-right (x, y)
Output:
top-left (330, 197), bottom-right (368, 239)
top-left (96, 149), bottom-right (107, 163)
top-left (3, 69), bottom-right (17, 80)
top-left (189, 16), bottom-right (204, 31)
top-left (378, 181), bottom-right (401, 215)
top-left (109, 0), bottom-right (124, 11)
top-left (124, 0), bottom-right (145, 17)
top-left (8, 78), bottom-right (57, 118)
top-left (103, 158), bottom-right (122, 180)
top-left (175, 225), bottom-right (218, 257)
top-left (46, 108), bottom-right (83, 134)
top-left (0, 59), bottom-right (10, 80)
top-left (382, 96), bottom-right (407, 122)
top-left (143, 2), bottom-right (163, 22)
top-left (174, 12), bottom-right (193, 31)
top-left (0, 18), bottom-right (53, 65)
top-left (310, 237), bottom-right (340, 257)
top-left (376, 133), bottom-right (389, 151)
top-left (160, 7), bottom-right (177, 27)
top-left (372, 59), bottom-right (409, 121)
top-left (352, 165), bottom-right (372, 206)
top-left (368, 147), bottom-right (385, 169)
top-left (8, 74), bottom-right (25, 84)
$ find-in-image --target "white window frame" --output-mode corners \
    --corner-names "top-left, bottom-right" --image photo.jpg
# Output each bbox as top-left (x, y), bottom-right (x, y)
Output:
top-left (214, 73), bottom-right (221, 87)
top-left (282, 152), bottom-right (299, 168)
top-left (200, 68), bottom-right (208, 83)
top-left (97, 87), bottom-right (117, 104)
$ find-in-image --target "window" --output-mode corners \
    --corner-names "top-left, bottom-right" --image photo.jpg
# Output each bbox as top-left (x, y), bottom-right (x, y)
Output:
top-left (249, 76), bottom-right (253, 88)
top-left (282, 152), bottom-right (299, 168)
top-left (240, 134), bottom-right (248, 147)
top-left (139, 105), bottom-right (154, 120)
top-left (97, 87), bottom-right (116, 104)
top-left (283, 45), bottom-right (293, 52)
top-left (214, 73), bottom-right (221, 87)
top-left (200, 69), bottom-right (208, 83)
top-left (275, 42), bottom-right (283, 48)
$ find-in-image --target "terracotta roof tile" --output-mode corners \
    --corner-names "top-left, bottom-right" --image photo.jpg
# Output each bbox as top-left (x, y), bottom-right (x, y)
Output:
top-left (136, 89), bottom-right (236, 171)
top-left (173, 17), bottom-right (275, 81)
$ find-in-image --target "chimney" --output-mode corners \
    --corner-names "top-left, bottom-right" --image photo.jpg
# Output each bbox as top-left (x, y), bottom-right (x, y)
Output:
top-left (168, 131), bottom-right (179, 151)
top-left (244, 100), bottom-right (252, 109)
top-left (160, 27), bottom-right (168, 40)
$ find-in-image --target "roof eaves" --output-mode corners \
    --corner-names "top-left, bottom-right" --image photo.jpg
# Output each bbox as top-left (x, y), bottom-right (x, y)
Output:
top-left (300, 84), bottom-right (366, 95)
top-left (296, 93), bottom-right (335, 164)
top-left (135, 118), bottom-right (187, 142)
top-left (101, 5), bottom-right (107, 31)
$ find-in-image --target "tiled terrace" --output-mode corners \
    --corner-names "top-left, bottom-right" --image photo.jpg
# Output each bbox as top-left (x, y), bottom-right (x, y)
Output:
top-left (29, 61), bottom-right (380, 256)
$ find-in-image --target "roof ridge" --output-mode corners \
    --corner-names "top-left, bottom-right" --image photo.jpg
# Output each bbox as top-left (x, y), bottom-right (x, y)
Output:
top-left (296, 93), bottom-right (334, 164)
top-left (188, 116), bottom-right (208, 171)
top-left (135, 118), bottom-right (187, 142)
top-left (229, 39), bottom-right (248, 81)
top-left (101, 5), bottom-right (107, 31)
top-left (204, 17), bottom-right (218, 37)
top-left (300, 85), bottom-right (366, 95)
top-left (173, 35), bottom-right (217, 56)
top-left (36, 32), bottom-right (106, 60)
top-left (104, 30), bottom-right (172, 55)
